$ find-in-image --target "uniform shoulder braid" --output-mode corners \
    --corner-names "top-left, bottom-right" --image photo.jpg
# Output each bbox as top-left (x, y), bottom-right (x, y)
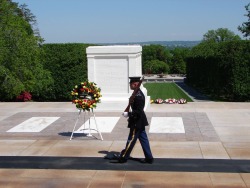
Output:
top-left (135, 89), bottom-right (143, 97)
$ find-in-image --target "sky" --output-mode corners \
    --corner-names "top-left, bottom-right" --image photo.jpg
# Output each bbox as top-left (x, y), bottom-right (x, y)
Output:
top-left (13, 0), bottom-right (250, 44)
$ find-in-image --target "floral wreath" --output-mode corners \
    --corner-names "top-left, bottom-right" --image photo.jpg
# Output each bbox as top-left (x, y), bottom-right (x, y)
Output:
top-left (71, 81), bottom-right (102, 111)
top-left (151, 98), bottom-right (187, 104)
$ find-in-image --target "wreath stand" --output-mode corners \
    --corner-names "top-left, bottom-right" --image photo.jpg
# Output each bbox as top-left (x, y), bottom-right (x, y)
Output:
top-left (70, 108), bottom-right (103, 141)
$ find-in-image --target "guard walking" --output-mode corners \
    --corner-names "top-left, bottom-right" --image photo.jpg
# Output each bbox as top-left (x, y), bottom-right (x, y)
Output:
top-left (118, 76), bottom-right (154, 164)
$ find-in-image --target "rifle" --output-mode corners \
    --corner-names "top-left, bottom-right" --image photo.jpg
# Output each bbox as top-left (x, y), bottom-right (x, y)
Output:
top-left (124, 76), bottom-right (144, 112)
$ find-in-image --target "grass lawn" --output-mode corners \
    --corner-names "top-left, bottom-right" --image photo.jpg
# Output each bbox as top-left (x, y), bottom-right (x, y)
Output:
top-left (143, 82), bottom-right (193, 102)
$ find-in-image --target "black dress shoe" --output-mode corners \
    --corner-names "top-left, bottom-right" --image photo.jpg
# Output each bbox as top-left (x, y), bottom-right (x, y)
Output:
top-left (113, 154), bottom-right (120, 159)
top-left (118, 157), bottom-right (127, 163)
top-left (140, 158), bottom-right (154, 164)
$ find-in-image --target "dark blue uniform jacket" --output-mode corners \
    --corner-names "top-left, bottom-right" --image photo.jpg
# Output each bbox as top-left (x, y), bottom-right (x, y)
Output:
top-left (128, 89), bottom-right (149, 130)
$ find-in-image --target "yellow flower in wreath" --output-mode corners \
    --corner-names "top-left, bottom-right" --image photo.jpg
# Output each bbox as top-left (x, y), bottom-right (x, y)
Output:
top-left (71, 81), bottom-right (102, 111)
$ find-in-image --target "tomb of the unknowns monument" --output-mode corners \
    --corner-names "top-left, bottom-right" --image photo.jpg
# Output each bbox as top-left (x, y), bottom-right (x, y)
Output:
top-left (86, 45), bottom-right (150, 111)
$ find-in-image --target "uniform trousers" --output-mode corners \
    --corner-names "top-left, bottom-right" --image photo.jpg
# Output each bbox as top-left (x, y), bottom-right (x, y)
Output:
top-left (121, 127), bottom-right (153, 160)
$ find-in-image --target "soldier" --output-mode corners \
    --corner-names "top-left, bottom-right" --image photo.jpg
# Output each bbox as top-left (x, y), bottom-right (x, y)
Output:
top-left (117, 76), bottom-right (154, 164)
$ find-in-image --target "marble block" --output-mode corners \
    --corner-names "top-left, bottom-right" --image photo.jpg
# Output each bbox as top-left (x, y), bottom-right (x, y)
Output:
top-left (149, 117), bottom-right (185, 133)
top-left (75, 117), bottom-right (120, 133)
top-left (86, 45), bottom-right (150, 111)
top-left (7, 117), bottom-right (60, 132)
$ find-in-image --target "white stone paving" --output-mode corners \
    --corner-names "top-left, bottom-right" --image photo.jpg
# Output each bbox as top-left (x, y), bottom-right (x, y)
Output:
top-left (149, 117), bottom-right (185, 133)
top-left (75, 117), bottom-right (120, 133)
top-left (7, 117), bottom-right (60, 132)
top-left (5, 116), bottom-right (188, 134)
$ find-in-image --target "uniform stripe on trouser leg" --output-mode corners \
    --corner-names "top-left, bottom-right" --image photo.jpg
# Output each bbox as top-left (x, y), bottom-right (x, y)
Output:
top-left (122, 129), bottom-right (136, 158)
top-left (139, 130), bottom-right (153, 159)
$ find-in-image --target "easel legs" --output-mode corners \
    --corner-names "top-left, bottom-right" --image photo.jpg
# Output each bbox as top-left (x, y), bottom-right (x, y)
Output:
top-left (70, 109), bottom-right (103, 140)
top-left (93, 112), bottom-right (103, 140)
top-left (70, 109), bottom-right (81, 140)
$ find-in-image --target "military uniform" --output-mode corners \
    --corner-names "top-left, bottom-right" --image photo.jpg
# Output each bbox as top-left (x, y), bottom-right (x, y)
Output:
top-left (119, 77), bottom-right (153, 163)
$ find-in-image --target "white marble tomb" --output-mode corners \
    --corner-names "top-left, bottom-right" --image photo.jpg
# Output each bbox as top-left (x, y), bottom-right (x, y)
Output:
top-left (86, 45), bottom-right (150, 111)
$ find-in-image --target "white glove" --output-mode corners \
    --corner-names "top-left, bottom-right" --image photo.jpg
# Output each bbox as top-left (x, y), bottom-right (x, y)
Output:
top-left (122, 112), bottom-right (129, 118)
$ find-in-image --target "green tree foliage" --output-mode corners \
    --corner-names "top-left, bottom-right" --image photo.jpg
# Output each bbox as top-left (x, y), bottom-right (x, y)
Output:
top-left (0, 0), bottom-right (53, 101)
top-left (142, 44), bottom-right (171, 62)
top-left (202, 28), bottom-right (241, 42)
top-left (0, 65), bottom-right (24, 99)
top-left (142, 45), bottom-right (192, 75)
top-left (238, 3), bottom-right (250, 39)
top-left (42, 43), bottom-right (90, 101)
top-left (169, 48), bottom-right (190, 74)
top-left (218, 41), bottom-right (250, 100)
top-left (142, 45), bottom-right (171, 73)
top-left (190, 41), bottom-right (219, 58)
top-left (186, 40), bottom-right (250, 101)
top-left (144, 60), bottom-right (169, 74)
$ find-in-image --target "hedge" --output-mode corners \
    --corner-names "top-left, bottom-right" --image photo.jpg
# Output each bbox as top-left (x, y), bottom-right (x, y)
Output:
top-left (186, 40), bottom-right (250, 101)
top-left (41, 43), bottom-right (92, 101)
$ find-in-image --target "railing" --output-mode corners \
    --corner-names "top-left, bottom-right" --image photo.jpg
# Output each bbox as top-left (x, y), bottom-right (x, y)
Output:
top-left (143, 74), bottom-right (186, 83)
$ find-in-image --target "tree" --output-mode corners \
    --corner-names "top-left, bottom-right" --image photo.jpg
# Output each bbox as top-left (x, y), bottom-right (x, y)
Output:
top-left (42, 43), bottom-right (89, 101)
top-left (169, 48), bottom-right (190, 74)
top-left (142, 44), bottom-right (171, 74)
top-left (0, 0), bottom-right (53, 101)
top-left (142, 44), bottom-right (172, 62)
top-left (144, 60), bottom-right (169, 74)
top-left (238, 3), bottom-right (250, 39)
top-left (202, 28), bottom-right (241, 42)
top-left (190, 40), bottom-right (220, 58)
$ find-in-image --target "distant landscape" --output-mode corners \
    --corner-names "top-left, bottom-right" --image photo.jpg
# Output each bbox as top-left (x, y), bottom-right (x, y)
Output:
top-left (97, 41), bottom-right (201, 48)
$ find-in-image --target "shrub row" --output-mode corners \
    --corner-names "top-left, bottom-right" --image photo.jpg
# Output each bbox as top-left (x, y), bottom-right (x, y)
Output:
top-left (186, 40), bottom-right (250, 101)
top-left (41, 43), bottom-right (91, 101)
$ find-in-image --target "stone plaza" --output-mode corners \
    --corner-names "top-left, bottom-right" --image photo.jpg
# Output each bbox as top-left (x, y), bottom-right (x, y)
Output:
top-left (0, 101), bottom-right (250, 187)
